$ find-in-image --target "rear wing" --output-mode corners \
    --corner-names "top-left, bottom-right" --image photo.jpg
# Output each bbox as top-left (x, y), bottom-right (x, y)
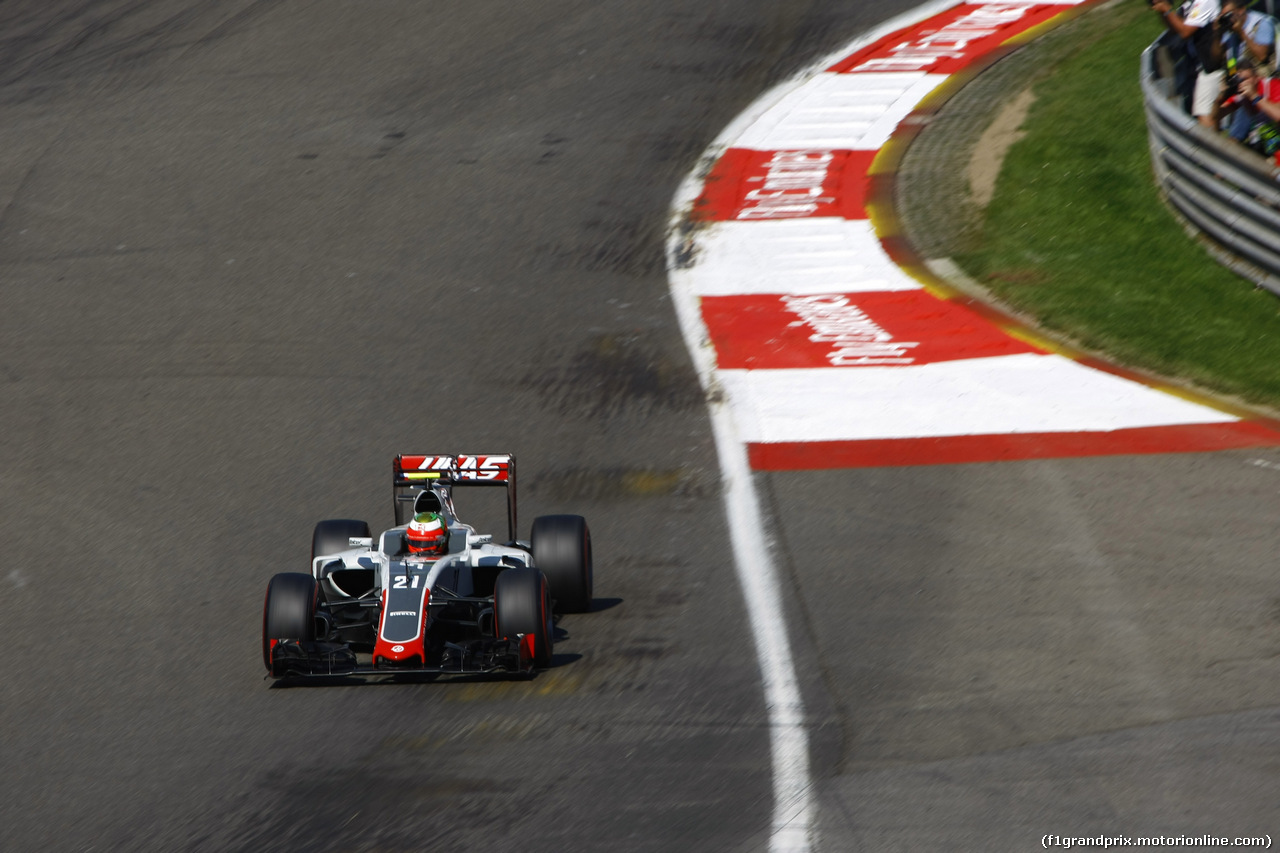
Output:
top-left (393, 454), bottom-right (517, 541)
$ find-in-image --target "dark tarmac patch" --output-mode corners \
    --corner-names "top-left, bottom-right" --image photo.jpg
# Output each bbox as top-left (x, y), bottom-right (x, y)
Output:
top-left (617, 641), bottom-right (673, 660)
top-left (522, 332), bottom-right (704, 417)
top-left (527, 466), bottom-right (710, 501)
top-left (191, 768), bottom-right (520, 853)
top-left (0, 0), bottom-right (280, 101)
top-left (536, 213), bottom-right (667, 278)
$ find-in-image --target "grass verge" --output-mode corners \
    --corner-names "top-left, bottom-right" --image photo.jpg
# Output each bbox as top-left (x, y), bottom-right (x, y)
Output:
top-left (955, 0), bottom-right (1280, 410)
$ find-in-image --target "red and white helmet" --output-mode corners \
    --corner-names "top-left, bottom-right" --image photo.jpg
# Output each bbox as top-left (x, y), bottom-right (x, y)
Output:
top-left (406, 512), bottom-right (449, 555)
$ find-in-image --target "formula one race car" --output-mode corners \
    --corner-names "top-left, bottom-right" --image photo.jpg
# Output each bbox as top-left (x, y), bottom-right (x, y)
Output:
top-left (262, 454), bottom-right (593, 680)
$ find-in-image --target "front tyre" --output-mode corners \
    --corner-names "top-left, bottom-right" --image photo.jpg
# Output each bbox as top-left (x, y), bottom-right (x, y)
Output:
top-left (530, 514), bottom-right (592, 614)
top-left (312, 519), bottom-right (371, 560)
top-left (494, 567), bottom-right (553, 668)
top-left (262, 572), bottom-right (318, 674)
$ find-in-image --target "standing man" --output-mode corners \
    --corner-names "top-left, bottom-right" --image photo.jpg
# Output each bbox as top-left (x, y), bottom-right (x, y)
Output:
top-left (1153, 0), bottom-right (1225, 128)
top-left (1216, 0), bottom-right (1275, 74)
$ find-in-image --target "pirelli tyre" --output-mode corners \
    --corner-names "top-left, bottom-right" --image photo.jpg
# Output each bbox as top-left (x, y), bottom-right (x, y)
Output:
top-left (530, 514), bottom-right (593, 614)
top-left (311, 519), bottom-right (371, 560)
top-left (494, 567), bottom-right (553, 669)
top-left (262, 572), bottom-right (318, 674)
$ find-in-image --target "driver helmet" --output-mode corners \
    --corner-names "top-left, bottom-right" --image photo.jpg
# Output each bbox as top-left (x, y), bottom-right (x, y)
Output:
top-left (406, 512), bottom-right (449, 556)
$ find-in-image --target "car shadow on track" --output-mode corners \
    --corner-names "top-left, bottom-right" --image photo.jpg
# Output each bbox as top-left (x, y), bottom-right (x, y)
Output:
top-left (585, 597), bottom-right (622, 613)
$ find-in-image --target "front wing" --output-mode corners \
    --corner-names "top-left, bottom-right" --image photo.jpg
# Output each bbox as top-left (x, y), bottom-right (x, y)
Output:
top-left (267, 637), bottom-right (530, 679)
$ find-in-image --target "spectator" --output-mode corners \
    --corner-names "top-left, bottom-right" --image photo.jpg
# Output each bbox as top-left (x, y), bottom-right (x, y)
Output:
top-left (1216, 56), bottom-right (1264, 140)
top-left (1237, 70), bottom-right (1280, 161)
top-left (1153, 0), bottom-right (1225, 128)
top-left (1214, 0), bottom-right (1275, 75)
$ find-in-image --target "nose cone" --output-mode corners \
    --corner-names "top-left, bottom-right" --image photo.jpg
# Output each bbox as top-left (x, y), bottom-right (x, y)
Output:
top-left (374, 587), bottom-right (429, 668)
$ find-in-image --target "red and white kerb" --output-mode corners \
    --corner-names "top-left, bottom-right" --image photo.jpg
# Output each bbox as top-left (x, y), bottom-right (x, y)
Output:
top-left (673, 0), bottom-right (1280, 470)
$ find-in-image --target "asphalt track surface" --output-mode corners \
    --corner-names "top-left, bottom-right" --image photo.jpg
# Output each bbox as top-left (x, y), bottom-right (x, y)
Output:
top-left (0, 2), bottom-right (912, 851)
top-left (4, 2), bottom-right (1280, 851)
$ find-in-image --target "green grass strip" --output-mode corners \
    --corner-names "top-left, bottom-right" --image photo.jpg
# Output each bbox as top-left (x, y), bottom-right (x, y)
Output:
top-left (956, 0), bottom-right (1280, 409)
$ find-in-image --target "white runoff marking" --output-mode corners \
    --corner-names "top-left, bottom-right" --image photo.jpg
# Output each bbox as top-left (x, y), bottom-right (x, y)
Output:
top-left (718, 355), bottom-right (1239, 444)
top-left (688, 219), bottom-right (922, 297)
top-left (733, 72), bottom-right (948, 151)
top-left (672, 217), bottom-right (819, 853)
top-left (709, 403), bottom-right (814, 852)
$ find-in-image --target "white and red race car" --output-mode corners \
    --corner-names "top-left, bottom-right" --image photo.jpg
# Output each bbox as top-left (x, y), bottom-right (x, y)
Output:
top-left (262, 454), bottom-right (593, 680)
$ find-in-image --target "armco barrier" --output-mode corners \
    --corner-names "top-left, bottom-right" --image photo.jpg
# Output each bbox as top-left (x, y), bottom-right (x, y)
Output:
top-left (1141, 32), bottom-right (1280, 294)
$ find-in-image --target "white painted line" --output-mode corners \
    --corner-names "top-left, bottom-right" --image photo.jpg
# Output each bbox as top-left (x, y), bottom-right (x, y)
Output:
top-left (708, 400), bottom-right (815, 852)
top-left (687, 219), bottom-right (922, 297)
top-left (670, 229), bottom-right (818, 853)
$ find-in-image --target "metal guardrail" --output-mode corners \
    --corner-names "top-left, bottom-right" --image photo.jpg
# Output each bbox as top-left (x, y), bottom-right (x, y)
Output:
top-left (1141, 32), bottom-right (1280, 294)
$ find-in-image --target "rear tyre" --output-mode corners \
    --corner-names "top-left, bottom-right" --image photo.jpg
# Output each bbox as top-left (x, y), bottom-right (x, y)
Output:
top-left (530, 514), bottom-right (593, 614)
top-left (312, 519), bottom-right (371, 560)
top-left (494, 567), bottom-right (553, 668)
top-left (262, 572), bottom-right (318, 674)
